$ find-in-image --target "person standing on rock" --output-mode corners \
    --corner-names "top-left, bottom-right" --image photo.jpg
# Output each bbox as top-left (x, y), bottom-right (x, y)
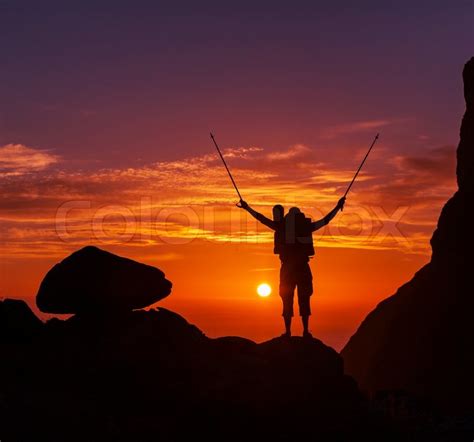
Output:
top-left (238, 198), bottom-right (345, 337)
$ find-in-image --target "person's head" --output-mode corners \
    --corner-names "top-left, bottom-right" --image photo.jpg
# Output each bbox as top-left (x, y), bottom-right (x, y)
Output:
top-left (284, 207), bottom-right (302, 225)
top-left (272, 204), bottom-right (284, 221)
top-left (288, 207), bottom-right (301, 216)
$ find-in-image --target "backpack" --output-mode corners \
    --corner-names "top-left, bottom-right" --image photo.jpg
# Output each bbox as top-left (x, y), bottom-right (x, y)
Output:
top-left (275, 212), bottom-right (315, 257)
top-left (273, 223), bottom-right (285, 255)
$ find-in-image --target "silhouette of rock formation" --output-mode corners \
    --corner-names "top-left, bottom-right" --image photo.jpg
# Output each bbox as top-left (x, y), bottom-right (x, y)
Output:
top-left (341, 57), bottom-right (474, 414)
top-left (0, 305), bottom-right (369, 441)
top-left (36, 246), bottom-right (172, 314)
top-left (0, 298), bottom-right (42, 343)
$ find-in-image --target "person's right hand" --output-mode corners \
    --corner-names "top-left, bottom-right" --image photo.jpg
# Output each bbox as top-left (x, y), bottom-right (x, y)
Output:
top-left (237, 200), bottom-right (249, 209)
top-left (337, 197), bottom-right (346, 211)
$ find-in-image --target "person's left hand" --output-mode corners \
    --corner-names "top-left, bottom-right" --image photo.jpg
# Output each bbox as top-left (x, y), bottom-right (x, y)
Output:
top-left (237, 199), bottom-right (249, 209)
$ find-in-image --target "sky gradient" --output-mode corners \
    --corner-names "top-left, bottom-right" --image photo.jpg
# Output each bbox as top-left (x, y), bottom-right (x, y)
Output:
top-left (1, 2), bottom-right (473, 349)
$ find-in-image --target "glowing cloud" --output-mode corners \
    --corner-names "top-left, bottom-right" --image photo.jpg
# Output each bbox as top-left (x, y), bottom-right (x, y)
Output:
top-left (0, 144), bottom-right (60, 175)
top-left (0, 142), bottom-right (456, 258)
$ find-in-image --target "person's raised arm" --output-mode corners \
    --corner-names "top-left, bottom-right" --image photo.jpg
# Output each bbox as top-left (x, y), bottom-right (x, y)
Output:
top-left (311, 197), bottom-right (346, 231)
top-left (238, 200), bottom-right (277, 230)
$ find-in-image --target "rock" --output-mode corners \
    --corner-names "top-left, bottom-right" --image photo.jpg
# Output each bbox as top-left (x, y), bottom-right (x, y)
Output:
top-left (341, 57), bottom-right (474, 414)
top-left (0, 298), bottom-right (42, 342)
top-left (430, 58), bottom-right (474, 260)
top-left (456, 57), bottom-right (474, 190)
top-left (2, 306), bottom-right (368, 441)
top-left (259, 335), bottom-right (343, 377)
top-left (36, 246), bottom-right (172, 314)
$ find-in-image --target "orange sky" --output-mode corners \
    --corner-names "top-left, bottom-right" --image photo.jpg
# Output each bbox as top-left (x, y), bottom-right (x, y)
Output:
top-left (2, 1), bottom-right (472, 350)
top-left (0, 135), bottom-right (457, 350)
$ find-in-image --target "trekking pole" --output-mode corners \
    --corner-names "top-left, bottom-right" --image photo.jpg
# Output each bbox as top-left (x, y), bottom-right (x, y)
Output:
top-left (210, 132), bottom-right (243, 201)
top-left (343, 133), bottom-right (379, 199)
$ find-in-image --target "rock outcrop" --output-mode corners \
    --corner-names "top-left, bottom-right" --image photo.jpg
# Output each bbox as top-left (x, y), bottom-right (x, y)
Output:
top-left (0, 306), bottom-right (367, 441)
top-left (36, 246), bottom-right (172, 314)
top-left (341, 57), bottom-right (474, 414)
top-left (0, 298), bottom-right (42, 343)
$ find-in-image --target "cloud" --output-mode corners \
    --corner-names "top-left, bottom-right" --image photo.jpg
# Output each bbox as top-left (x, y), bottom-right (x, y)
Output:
top-left (223, 146), bottom-right (263, 159)
top-left (391, 145), bottom-right (455, 183)
top-left (0, 142), bottom-right (457, 257)
top-left (266, 144), bottom-right (311, 161)
top-left (0, 144), bottom-right (60, 176)
top-left (361, 145), bottom-right (457, 206)
top-left (322, 118), bottom-right (406, 138)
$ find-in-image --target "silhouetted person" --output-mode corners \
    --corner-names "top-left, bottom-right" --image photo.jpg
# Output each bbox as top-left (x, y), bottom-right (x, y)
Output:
top-left (239, 197), bottom-right (345, 337)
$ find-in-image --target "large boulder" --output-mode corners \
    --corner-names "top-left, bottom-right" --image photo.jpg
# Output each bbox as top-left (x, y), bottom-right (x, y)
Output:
top-left (341, 57), bottom-right (474, 414)
top-left (36, 246), bottom-right (172, 314)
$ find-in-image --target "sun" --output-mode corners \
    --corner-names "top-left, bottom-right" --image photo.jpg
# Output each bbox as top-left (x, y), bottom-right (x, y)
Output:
top-left (257, 283), bottom-right (272, 297)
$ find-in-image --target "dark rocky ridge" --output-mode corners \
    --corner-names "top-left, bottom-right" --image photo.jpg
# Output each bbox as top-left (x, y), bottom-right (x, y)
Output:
top-left (341, 57), bottom-right (474, 414)
top-left (1, 300), bottom-right (371, 441)
top-left (0, 298), bottom-right (42, 343)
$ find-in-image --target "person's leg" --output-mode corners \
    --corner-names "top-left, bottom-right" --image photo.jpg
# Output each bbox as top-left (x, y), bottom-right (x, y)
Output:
top-left (283, 315), bottom-right (292, 336)
top-left (279, 260), bottom-right (295, 337)
top-left (301, 315), bottom-right (309, 336)
top-left (297, 261), bottom-right (313, 337)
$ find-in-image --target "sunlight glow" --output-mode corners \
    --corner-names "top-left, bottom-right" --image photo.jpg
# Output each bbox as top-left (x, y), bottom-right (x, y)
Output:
top-left (257, 283), bottom-right (272, 297)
